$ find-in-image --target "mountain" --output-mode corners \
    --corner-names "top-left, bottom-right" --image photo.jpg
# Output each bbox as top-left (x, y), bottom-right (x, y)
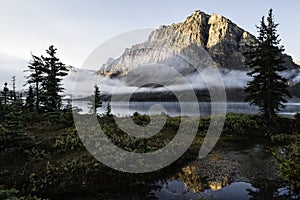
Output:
top-left (91, 10), bottom-right (300, 101)
top-left (98, 10), bottom-right (298, 78)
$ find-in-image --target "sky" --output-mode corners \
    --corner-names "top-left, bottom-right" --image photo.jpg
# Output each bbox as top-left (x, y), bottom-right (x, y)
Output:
top-left (0, 0), bottom-right (300, 87)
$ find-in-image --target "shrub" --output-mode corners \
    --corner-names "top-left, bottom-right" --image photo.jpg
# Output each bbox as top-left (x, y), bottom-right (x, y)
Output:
top-left (0, 186), bottom-right (42, 200)
top-left (222, 114), bottom-right (259, 136)
top-left (271, 133), bottom-right (300, 146)
top-left (28, 159), bottom-right (99, 197)
top-left (53, 128), bottom-right (83, 151)
top-left (295, 113), bottom-right (300, 126)
top-left (276, 142), bottom-right (300, 192)
top-left (23, 147), bottom-right (48, 162)
top-left (131, 113), bottom-right (150, 126)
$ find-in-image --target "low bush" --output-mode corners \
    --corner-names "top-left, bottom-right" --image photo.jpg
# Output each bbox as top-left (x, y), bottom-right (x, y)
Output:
top-left (275, 142), bottom-right (300, 192)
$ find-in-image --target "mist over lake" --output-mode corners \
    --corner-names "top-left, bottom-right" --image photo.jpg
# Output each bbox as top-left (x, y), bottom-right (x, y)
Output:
top-left (72, 101), bottom-right (300, 116)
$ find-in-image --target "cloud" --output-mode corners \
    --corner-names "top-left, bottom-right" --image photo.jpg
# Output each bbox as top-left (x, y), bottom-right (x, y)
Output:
top-left (91, 66), bottom-right (251, 96)
top-left (62, 58), bottom-right (300, 99)
top-left (281, 69), bottom-right (300, 84)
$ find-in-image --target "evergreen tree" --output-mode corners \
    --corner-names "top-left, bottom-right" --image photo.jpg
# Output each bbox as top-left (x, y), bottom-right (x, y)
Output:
top-left (2, 82), bottom-right (9, 108)
top-left (1, 80), bottom-right (24, 136)
top-left (94, 85), bottom-right (102, 110)
top-left (89, 85), bottom-right (102, 114)
top-left (244, 9), bottom-right (291, 124)
top-left (11, 76), bottom-right (17, 102)
top-left (0, 92), bottom-right (2, 107)
top-left (105, 102), bottom-right (111, 116)
top-left (41, 45), bottom-right (68, 111)
top-left (25, 85), bottom-right (35, 111)
top-left (7, 94), bottom-right (24, 134)
top-left (2, 98), bottom-right (26, 152)
top-left (90, 85), bottom-right (102, 114)
top-left (25, 54), bottom-right (44, 111)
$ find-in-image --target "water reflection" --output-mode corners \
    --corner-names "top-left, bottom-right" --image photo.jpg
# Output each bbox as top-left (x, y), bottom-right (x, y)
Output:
top-left (176, 166), bottom-right (209, 193)
top-left (152, 165), bottom-right (234, 200)
top-left (152, 165), bottom-right (204, 199)
top-left (151, 144), bottom-right (299, 200)
top-left (208, 178), bottom-right (229, 191)
top-left (152, 169), bottom-right (294, 200)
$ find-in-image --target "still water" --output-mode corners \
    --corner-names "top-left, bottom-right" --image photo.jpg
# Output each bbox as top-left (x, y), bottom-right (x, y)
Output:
top-left (72, 101), bottom-right (300, 116)
top-left (150, 142), bottom-right (299, 200)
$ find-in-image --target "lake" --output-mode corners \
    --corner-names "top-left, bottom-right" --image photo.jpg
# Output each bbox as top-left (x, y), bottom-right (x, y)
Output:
top-left (71, 101), bottom-right (300, 116)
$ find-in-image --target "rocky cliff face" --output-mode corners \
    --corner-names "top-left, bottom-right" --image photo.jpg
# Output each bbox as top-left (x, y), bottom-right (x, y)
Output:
top-left (99, 10), bottom-right (298, 77)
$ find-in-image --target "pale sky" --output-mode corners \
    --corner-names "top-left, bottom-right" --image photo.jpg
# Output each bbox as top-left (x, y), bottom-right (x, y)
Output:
top-left (0, 0), bottom-right (300, 87)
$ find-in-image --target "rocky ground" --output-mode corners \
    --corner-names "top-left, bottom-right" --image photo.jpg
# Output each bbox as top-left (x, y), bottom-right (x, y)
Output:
top-left (195, 143), bottom-right (279, 185)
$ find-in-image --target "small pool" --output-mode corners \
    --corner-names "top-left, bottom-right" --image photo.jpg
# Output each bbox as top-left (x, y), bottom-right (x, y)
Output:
top-left (152, 180), bottom-right (299, 200)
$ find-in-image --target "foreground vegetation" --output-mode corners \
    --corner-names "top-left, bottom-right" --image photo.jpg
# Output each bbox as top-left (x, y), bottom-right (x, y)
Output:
top-left (0, 107), bottom-right (300, 199)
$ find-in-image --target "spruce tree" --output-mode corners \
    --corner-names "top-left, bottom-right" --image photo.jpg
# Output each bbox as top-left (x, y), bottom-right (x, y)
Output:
top-left (105, 102), bottom-right (111, 116)
top-left (25, 54), bottom-right (44, 111)
top-left (2, 82), bottom-right (9, 109)
top-left (41, 45), bottom-right (68, 112)
top-left (11, 76), bottom-right (17, 102)
top-left (89, 85), bottom-right (102, 114)
top-left (6, 93), bottom-right (24, 135)
top-left (94, 85), bottom-right (102, 109)
top-left (0, 92), bottom-right (2, 107)
top-left (25, 85), bottom-right (35, 111)
top-left (244, 9), bottom-right (291, 124)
